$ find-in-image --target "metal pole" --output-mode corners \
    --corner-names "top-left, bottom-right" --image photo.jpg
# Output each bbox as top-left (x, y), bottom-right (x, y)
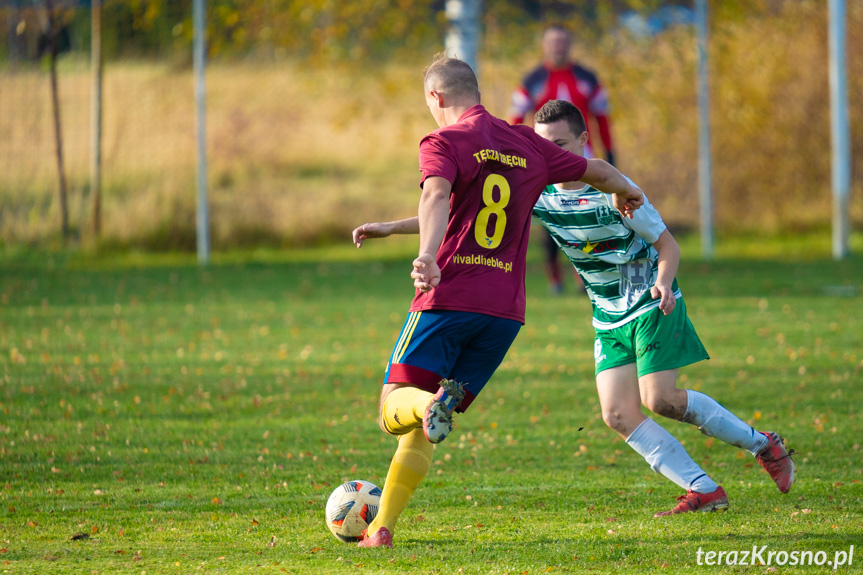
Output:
top-left (829, 0), bottom-right (850, 260)
top-left (193, 0), bottom-right (210, 264)
top-left (90, 0), bottom-right (102, 238)
top-left (445, 0), bottom-right (481, 74)
top-left (695, 0), bottom-right (713, 259)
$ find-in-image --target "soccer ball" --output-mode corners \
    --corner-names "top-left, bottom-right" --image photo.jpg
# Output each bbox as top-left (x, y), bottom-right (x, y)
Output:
top-left (324, 480), bottom-right (381, 542)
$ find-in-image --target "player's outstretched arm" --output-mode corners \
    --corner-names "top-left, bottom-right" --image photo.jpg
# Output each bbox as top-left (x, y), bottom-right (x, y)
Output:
top-left (352, 218), bottom-right (420, 248)
top-left (412, 176), bottom-right (451, 292)
top-left (580, 159), bottom-right (643, 219)
top-left (650, 230), bottom-right (681, 316)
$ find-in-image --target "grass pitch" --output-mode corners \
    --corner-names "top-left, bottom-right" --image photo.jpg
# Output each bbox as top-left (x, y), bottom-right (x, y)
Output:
top-left (1, 237), bottom-right (861, 574)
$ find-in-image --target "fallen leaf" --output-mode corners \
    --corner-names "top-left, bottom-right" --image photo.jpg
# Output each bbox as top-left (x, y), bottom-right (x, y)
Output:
top-left (70, 532), bottom-right (89, 541)
top-left (212, 497), bottom-right (223, 505)
top-left (91, 526), bottom-right (99, 534)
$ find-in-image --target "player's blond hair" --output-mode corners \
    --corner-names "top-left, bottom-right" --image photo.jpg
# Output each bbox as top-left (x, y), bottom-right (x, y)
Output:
top-left (423, 54), bottom-right (479, 101)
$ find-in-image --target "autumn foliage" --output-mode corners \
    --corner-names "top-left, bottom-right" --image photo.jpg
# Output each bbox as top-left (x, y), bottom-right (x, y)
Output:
top-left (0, 0), bottom-right (860, 247)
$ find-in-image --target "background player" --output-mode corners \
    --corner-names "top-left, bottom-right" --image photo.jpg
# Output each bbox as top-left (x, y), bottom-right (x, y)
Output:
top-left (356, 56), bottom-right (643, 548)
top-left (511, 24), bottom-right (617, 295)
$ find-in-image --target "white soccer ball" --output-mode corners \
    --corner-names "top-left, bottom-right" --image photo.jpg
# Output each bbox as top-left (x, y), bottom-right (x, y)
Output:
top-left (324, 480), bottom-right (381, 542)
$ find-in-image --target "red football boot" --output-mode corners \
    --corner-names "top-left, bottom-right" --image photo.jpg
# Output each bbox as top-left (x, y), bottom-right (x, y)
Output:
top-left (756, 431), bottom-right (796, 493)
top-left (357, 527), bottom-right (393, 549)
top-left (654, 486), bottom-right (729, 517)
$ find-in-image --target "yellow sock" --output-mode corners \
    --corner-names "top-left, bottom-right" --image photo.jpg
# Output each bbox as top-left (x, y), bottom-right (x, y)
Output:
top-left (367, 427), bottom-right (433, 536)
top-left (380, 386), bottom-right (433, 435)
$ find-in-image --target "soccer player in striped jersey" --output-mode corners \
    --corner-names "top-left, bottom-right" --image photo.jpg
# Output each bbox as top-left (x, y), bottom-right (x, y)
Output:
top-left (532, 99), bottom-right (795, 516)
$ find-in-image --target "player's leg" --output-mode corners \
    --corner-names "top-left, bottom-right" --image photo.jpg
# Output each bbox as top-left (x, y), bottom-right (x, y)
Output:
top-left (360, 426), bottom-right (431, 548)
top-left (595, 331), bottom-right (724, 515)
top-left (378, 380), bottom-right (463, 438)
top-left (635, 299), bottom-right (795, 494)
top-left (597, 363), bottom-right (723, 509)
top-left (544, 230), bottom-right (564, 293)
top-left (596, 363), bottom-right (645, 438)
top-left (678, 386), bottom-right (794, 492)
top-left (639, 366), bottom-right (765, 454)
top-left (375, 312), bottom-right (465, 437)
top-left (361, 311), bottom-right (518, 547)
top-left (359, 311), bottom-right (455, 547)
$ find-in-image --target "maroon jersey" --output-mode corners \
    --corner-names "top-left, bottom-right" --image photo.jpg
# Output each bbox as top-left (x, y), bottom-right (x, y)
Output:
top-left (411, 105), bottom-right (587, 323)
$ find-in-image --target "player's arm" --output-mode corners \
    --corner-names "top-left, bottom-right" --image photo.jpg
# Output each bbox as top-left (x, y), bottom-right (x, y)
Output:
top-left (580, 159), bottom-right (643, 218)
top-left (352, 218), bottom-right (419, 248)
top-left (650, 229), bottom-right (680, 316)
top-left (589, 82), bottom-right (615, 164)
top-left (412, 176), bottom-right (451, 292)
top-left (509, 86), bottom-right (533, 125)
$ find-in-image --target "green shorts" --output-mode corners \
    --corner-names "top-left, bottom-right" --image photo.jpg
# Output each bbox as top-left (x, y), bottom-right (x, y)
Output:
top-left (593, 298), bottom-right (709, 378)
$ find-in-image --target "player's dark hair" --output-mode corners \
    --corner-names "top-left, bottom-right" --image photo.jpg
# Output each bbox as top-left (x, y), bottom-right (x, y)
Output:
top-left (534, 99), bottom-right (587, 137)
top-left (423, 54), bottom-right (479, 101)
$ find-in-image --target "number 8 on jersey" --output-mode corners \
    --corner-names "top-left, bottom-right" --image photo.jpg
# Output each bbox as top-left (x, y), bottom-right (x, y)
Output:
top-left (474, 174), bottom-right (511, 249)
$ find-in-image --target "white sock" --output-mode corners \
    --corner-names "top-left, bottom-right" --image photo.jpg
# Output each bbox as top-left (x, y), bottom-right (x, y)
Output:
top-left (682, 390), bottom-right (768, 455)
top-left (626, 418), bottom-right (719, 493)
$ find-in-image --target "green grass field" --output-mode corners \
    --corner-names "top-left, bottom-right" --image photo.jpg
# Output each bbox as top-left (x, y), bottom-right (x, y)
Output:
top-left (1, 236), bottom-right (862, 574)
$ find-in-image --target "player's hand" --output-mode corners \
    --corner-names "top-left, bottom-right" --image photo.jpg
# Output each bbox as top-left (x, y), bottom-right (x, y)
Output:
top-left (411, 254), bottom-right (441, 292)
top-left (651, 282), bottom-right (676, 315)
top-left (352, 222), bottom-right (392, 248)
top-left (613, 185), bottom-right (644, 220)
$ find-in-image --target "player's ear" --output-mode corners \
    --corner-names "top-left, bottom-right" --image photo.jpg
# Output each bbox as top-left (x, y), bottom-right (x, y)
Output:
top-left (578, 131), bottom-right (589, 146)
top-left (428, 89), bottom-right (444, 108)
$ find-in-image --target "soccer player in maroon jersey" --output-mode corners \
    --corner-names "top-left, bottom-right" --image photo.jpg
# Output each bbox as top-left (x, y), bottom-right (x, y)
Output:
top-left (511, 24), bottom-right (616, 295)
top-left (355, 55), bottom-right (642, 549)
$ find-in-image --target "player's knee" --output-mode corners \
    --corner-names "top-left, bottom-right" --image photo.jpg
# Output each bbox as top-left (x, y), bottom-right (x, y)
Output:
top-left (601, 409), bottom-right (630, 435)
top-left (642, 392), bottom-right (685, 420)
top-left (377, 410), bottom-right (400, 436)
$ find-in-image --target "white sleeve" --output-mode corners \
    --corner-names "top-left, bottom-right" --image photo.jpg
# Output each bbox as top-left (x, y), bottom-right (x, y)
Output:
top-left (619, 176), bottom-right (666, 243)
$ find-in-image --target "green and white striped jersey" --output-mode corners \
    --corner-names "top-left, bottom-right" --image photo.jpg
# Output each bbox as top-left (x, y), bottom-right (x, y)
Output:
top-left (532, 182), bottom-right (681, 330)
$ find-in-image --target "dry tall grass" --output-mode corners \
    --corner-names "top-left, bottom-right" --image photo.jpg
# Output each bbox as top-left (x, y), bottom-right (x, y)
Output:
top-left (1, 1), bottom-right (860, 248)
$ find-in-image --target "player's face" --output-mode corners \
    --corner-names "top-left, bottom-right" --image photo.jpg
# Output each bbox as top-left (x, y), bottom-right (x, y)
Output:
top-left (535, 119), bottom-right (585, 156)
top-left (542, 29), bottom-right (571, 68)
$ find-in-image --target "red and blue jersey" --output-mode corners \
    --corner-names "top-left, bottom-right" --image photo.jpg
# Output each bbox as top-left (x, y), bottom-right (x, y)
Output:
top-left (510, 62), bottom-right (614, 154)
top-left (411, 105), bottom-right (587, 324)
